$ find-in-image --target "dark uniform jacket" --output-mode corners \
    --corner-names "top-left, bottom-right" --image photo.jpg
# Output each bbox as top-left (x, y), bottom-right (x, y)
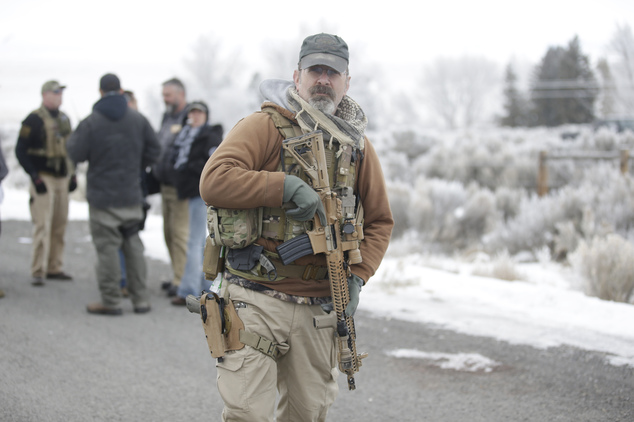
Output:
top-left (67, 93), bottom-right (160, 209)
top-left (15, 107), bottom-right (72, 180)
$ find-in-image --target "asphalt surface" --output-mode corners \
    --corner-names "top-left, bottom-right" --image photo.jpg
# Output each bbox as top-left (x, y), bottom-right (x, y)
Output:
top-left (1, 220), bottom-right (632, 422)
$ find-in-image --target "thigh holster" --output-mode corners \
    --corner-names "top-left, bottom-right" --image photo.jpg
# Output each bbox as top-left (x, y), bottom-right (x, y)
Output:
top-left (199, 292), bottom-right (245, 359)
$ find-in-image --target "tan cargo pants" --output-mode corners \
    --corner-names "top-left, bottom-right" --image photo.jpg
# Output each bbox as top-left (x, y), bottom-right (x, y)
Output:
top-left (160, 184), bottom-right (189, 286)
top-left (217, 283), bottom-right (339, 422)
top-left (29, 174), bottom-right (69, 278)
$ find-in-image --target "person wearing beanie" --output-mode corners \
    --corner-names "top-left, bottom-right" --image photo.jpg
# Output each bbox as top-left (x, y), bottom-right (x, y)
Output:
top-left (168, 100), bottom-right (223, 305)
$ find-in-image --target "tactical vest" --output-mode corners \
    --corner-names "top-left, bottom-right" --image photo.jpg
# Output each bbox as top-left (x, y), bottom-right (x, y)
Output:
top-left (259, 106), bottom-right (362, 244)
top-left (222, 106), bottom-right (364, 282)
top-left (27, 106), bottom-right (72, 175)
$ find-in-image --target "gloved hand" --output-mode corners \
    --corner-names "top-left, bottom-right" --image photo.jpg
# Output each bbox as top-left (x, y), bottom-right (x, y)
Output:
top-left (283, 175), bottom-right (326, 225)
top-left (68, 175), bottom-right (77, 192)
top-left (345, 274), bottom-right (364, 317)
top-left (32, 176), bottom-right (47, 194)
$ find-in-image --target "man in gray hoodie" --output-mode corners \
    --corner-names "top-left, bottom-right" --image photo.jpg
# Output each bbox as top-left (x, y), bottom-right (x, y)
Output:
top-left (67, 73), bottom-right (160, 315)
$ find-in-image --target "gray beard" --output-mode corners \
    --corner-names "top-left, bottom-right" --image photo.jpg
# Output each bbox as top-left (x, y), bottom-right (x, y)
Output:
top-left (309, 96), bottom-right (335, 115)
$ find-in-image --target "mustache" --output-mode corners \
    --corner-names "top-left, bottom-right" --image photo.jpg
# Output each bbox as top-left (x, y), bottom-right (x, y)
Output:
top-left (309, 85), bottom-right (336, 101)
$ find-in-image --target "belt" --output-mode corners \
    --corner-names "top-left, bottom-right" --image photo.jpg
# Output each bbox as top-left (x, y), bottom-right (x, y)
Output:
top-left (269, 259), bottom-right (328, 281)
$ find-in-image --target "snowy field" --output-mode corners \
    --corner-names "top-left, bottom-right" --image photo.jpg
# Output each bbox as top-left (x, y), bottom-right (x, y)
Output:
top-left (1, 187), bottom-right (633, 371)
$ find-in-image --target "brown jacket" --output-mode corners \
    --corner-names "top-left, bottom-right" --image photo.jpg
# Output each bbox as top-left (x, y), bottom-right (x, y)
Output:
top-left (199, 102), bottom-right (393, 297)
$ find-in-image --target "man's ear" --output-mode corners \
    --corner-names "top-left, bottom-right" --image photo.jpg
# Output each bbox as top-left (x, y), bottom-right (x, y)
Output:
top-left (293, 69), bottom-right (301, 89)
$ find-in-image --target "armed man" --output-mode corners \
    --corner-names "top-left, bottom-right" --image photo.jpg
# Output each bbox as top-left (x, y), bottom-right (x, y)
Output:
top-left (199, 33), bottom-right (394, 421)
top-left (15, 80), bottom-right (76, 286)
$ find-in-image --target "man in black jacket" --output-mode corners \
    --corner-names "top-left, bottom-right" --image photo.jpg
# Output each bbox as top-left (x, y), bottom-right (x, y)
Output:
top-left (67, 74), bottom-right (160, 315)
top-left (15, 80), bottom-right (76, 286)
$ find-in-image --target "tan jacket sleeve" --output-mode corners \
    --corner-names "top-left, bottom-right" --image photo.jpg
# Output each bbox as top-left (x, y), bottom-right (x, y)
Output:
top-left (199, 112), bottom-right (286, 209)
top-left (351, 137), bottom-right (394, 283)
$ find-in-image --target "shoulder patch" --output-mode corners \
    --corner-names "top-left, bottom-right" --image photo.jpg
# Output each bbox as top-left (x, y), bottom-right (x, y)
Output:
top-left (19, 125), bottom-right (31, 138)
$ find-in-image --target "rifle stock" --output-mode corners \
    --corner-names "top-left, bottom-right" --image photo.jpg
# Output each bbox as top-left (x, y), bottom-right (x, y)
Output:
top-left (280, 131), bottom-right (366, 390)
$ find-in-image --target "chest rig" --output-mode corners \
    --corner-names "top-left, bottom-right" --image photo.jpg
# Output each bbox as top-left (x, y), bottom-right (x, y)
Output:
top-left (28, 106), bottom-right (72, 174)
top-left (260, 106), bottom-right (363, 246)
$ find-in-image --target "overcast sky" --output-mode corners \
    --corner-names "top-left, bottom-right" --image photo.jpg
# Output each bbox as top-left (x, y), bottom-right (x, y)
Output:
top-left (1, 0), bottom-right (632, 126)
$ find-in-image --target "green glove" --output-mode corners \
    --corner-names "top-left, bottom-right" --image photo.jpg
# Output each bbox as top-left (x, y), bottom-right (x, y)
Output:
top-left (283, 175), bottom-right (326, 225)
top-left (345, 274), bottom-right (364, 317)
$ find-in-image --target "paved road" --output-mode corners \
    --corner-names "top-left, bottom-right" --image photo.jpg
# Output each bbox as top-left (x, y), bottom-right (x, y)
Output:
top-left (1, 220), bottom-right (632, 421)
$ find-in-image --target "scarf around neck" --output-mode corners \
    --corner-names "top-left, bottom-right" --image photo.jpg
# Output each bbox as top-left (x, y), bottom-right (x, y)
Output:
top-left (286, 88), bottom-right (367, 151)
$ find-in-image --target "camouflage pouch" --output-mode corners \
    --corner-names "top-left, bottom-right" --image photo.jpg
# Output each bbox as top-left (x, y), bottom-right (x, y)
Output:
top-left (208, 206), bottom-right (263, 249)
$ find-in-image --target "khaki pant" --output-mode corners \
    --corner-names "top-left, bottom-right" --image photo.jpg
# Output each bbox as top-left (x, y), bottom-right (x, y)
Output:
top-left (29, 174), bottom-right (70, 278)
top-left (217, 283), bottom-right (339, 422)
top-left (89, 205), bottom-right (148, 307)
top-left (160, 185), bottom-right (189, 285)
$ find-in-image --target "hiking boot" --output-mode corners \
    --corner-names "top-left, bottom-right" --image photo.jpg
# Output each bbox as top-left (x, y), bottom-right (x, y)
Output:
top-left (46, 272), bottom-right (73, 281)
top-left (31, 277), bottom-right (45, 287)
top-left (167, 284), bottom-right (179, 297)
top-left (86, 302), bottom-right (122, 316)
top-left (133, 304), bottom-right (151, 314)
top-left (171, 296), bottom-right (187, 306)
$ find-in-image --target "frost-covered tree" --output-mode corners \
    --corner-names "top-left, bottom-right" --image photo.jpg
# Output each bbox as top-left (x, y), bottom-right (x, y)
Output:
top-left (530, 36), bottom-right (598, 126)
top-left (421, 56), bottom-right (500, 129)
top-left (607, 23), bottom-right (634, 115)
top-left (500, 63), bottom-right (530, 127)
top-left (182, 33), bottom-right (249, 129)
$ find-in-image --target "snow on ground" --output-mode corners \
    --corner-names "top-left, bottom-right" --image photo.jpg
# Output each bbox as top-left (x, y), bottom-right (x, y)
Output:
top-left (2, 188), bottom-right (633, 371)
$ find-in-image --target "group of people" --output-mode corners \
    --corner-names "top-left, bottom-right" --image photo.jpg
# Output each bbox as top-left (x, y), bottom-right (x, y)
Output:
top-left (3, 33), bottom-right (394, 421)
top-left (8, 74), bottom-right (223, 314)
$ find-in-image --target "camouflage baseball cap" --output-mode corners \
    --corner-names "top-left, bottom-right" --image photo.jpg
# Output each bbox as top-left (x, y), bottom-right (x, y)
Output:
top-left (298, 33), bottom-right (349, 73)
top-left (41, 80), bottom-right (66, 94)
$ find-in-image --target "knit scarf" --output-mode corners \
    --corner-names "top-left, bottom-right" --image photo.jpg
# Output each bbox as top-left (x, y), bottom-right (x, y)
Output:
top-left (286, 88), bottom-right (367, 152)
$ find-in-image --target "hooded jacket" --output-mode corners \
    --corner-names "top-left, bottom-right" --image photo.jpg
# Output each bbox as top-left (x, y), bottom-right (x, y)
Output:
top-left (199, 81), bottom-right (393, 298)
top-left (67, 93), bottom-right (160, 209)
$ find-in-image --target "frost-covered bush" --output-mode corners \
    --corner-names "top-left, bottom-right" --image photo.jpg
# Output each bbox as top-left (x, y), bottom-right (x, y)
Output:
top-left (495, 187), bottom-right (525, 222)
top-left (576, 165), bottom-right (634, 235)
top-left (405, 177), bottom-right (499, 251)
top-left (454, 188), bottom-right (497, 249)
top-left (390, 130), bottom-right (435, 160)
top-left (386, 180), bottom-right (411, 239)
top-left (570, 234), bottom-right (634, 304)
top-left (408, 177), bottom-right (466, 243)
top-left (381, 125), bottom-right (634, 259)
top-left (484, 189), bottom-right (583, 256)
top-left (593, 127), bottom-right (619, 151)
top-left (472, 250), bottom-right (524, 282)
top-left (379, 150), bottom-right (411, 182)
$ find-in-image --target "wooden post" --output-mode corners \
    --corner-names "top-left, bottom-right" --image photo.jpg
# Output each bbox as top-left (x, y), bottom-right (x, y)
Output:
top-left (620, 150), bottom-right (629, 174)
top-left (537, 151), bottom-right (548, 197)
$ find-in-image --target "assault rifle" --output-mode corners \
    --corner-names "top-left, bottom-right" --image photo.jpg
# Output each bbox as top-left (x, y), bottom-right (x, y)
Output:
top-left (276, 131), bottom-right (367, 390)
